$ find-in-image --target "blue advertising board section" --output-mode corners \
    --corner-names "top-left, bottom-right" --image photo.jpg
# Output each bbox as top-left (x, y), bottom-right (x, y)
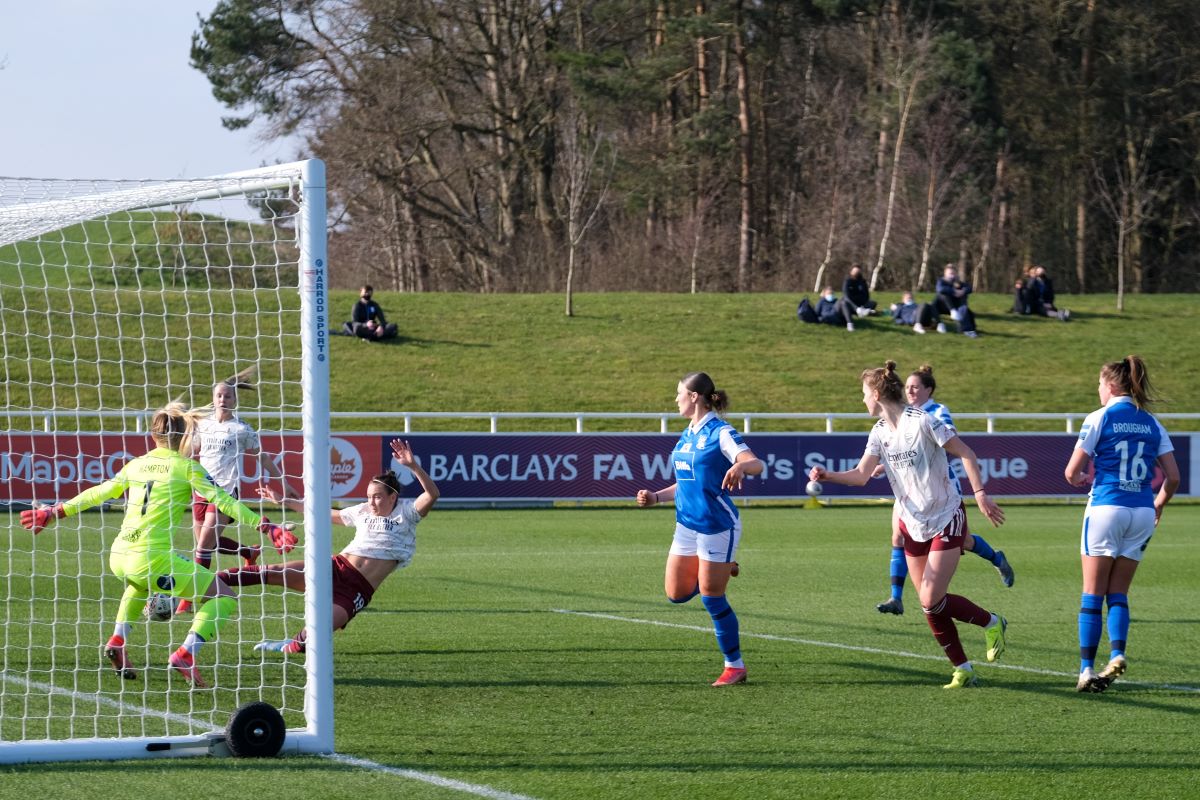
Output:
top-left (370, 433), bottom-right (1193, 503)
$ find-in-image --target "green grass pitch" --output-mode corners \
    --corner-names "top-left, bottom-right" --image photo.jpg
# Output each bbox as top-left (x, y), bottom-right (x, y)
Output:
top-left (3, 502), bottom-right (1198, 799)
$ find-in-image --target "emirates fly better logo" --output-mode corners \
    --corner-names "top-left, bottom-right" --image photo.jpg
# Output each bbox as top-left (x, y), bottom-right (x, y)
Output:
top-left (328, 437), bottom-right (363, 497)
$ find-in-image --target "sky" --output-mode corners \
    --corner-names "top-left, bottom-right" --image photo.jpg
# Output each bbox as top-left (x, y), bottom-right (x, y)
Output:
top-left (1, 2), bottom-right (302, 181)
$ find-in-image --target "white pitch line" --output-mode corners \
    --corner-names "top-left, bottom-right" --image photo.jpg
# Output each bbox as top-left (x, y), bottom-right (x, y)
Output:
top-left (0, 670), bottom-right (216, 729)
top-left (552, 609), bottom-right (1200, 693)
top-left (0, 670), bottom-right (541, 800)
top-left (323, 753), bottom-right (539, 800)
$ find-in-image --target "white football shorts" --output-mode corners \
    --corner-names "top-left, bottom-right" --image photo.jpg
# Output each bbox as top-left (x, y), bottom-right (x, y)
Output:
top-left (669, 521), bottom-right (741, 563)
top-left (1081, 504), bottom-right (1156, 560)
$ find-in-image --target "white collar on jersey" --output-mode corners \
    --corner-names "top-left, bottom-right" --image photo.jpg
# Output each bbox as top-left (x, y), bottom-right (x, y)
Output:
top-left (688, 410), bottom-right (718, 434)
top-left (1105, 395), bottom-right (1135, 408)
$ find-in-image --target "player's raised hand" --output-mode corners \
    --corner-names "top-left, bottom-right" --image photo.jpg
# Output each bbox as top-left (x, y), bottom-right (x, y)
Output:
top-left (636, 489), bottom-right (655, 507)
top-left (390, 438), bottom-right (415, 467)
top-left (20, 503), bottom-right (64, 534)
top-left (256, 484), bottom-right (282, 503)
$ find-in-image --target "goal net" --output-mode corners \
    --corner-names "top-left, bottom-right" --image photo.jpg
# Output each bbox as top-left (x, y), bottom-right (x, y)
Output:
top-left (0, 161), bottom-right (332, 762)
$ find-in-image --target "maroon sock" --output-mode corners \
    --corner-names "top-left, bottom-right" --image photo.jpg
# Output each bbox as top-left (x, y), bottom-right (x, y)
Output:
top-left (216, 536), bottom-right (243, 555)
top-left (220, 565), bottom-right (266, 586)
top-left (924, 597), bottom-right (967, 665)
top-left (944, 593), bottom-right (992, 627)
top-left (194, 550), bottom-right (213, 570)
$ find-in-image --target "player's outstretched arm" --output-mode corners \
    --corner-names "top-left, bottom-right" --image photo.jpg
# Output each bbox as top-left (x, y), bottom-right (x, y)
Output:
top-left (391, 439), bottom-right (440, 517)
top-left (809, 454), bottom-right (878, 488)
top-left (944, 436), bottom-right (1005, 527)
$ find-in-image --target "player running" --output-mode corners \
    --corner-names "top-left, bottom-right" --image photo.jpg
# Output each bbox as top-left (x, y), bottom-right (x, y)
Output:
top-left (809, 361), bottom-right (1007, 689)
top-left (1065, 355), bottom-right (1179, 693)
top-left (178, 374), bottom-right (297, 615)
top-left (874, 364), bottom-right (1014, 616)
top-left (220, 438), bottom-right (439, 654)
top-left (635, 371), bottom-right (764, 687)
top-left (19, 402), bottom-right (297, 687)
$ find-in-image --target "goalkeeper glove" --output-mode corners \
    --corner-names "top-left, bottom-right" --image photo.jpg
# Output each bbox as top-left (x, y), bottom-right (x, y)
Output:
top-left (259, 518), bottom-right (298, 554)
top-left (20, 503), bottom-right (65, 534)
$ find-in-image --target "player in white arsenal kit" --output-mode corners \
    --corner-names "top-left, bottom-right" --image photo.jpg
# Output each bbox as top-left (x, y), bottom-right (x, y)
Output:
top-left (873, 365), bottom-right (1014, 616)
top-left (178, 379), bottom-right (297, 615)
top-left (1065, 356), bottom-right (1179, 693)
top-left (809, 361), bottom-right (1007, 688)
top-left (635, 371), bottom-right (763, 687)
top-left (220, 438), bottom-right (440, 654)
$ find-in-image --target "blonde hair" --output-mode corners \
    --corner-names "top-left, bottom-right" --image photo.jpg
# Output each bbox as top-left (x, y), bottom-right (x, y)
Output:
top-left (149, 402), bottom-right (206, 452)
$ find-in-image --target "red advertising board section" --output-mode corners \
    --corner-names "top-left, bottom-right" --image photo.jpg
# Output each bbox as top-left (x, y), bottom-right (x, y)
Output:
top-left (4, 431), bottom-right (1190, 503)
top-left (0, 432), bottom-right (378, 505)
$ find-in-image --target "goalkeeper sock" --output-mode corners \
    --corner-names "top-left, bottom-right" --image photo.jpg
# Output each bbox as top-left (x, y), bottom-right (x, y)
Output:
top-left (969, 534), bottom-right (997, 563)
top-left (1079, 593), bottom-right (1103, 670)
top-left (190, 595), bottom-right (238, 644)
top-left (111, 622), bottom-right (131, 642)
top-left (888, 546), bottom-right (907, 602)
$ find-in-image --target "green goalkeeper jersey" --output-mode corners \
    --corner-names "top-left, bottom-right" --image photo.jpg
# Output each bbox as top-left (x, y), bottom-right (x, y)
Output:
top-left (62, 446), bottom-right (260, 555)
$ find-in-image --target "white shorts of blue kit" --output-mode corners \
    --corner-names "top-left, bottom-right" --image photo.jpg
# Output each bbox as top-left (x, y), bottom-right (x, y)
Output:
top-left (669, 521), bottom-right (742, 563)
top-left (1081, 504), bottom-right (1155, 561)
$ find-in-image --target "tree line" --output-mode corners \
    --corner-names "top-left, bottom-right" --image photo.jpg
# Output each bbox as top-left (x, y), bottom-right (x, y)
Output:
top-left (192, 0), bottom-right (1200, 301)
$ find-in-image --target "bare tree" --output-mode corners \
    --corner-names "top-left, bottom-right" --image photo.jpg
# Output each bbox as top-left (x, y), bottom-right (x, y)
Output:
top-left (557, 105), bottom-right (614, 316)
top-left (1093, 128), bottom-right (1159, 311)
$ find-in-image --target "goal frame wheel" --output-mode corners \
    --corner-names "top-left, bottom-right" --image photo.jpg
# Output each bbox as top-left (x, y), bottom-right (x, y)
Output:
top-left (225, 701), bottom-right (286, 758)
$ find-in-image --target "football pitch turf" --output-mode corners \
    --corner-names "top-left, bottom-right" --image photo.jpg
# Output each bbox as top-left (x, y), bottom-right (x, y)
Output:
top-left (3, 503), bottom-right (1199, 799)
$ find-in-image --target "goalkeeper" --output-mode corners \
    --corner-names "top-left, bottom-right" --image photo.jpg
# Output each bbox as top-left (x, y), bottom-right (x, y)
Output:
top-left (19, 402), bottom-right (298, 688)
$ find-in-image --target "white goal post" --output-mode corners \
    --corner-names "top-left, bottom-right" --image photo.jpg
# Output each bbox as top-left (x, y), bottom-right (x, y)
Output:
top-left (0, 160), bottom-right (332, 762)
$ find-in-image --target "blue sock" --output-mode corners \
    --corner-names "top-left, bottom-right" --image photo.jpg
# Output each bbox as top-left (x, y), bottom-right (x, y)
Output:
top-left (1106, 593), bottom-right (1129, 658)
top-left (1078, 593), bottom-right (1103, 670)
top-left (701, 594), bottom-right (741, 664)
top-left (971, 534), bottom-right (997, 564)
top-left (888, 547), bottom-right (907, 602)
top-left (668, 584), bottom-right (700, 604)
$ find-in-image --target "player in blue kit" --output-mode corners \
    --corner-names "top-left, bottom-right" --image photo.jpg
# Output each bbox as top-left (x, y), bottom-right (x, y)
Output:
top-left (875, 365), bottom-right (1014, 615)
top-left (636, 372), bottom-right (764, 686)
top-left (1065, 355), bottom-right (1179, 693)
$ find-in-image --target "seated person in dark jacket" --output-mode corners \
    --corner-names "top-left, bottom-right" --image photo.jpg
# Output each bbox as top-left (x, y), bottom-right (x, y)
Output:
top-left (934, 265), bottom-right (978, 337)
top-left (1012, 266), bottom-right (1035, 314)
top-left (890, 291), bottom-right (945, 334)
top-left (816, 286), bottom-right (857, 330)
top-left (345, 285), bottom-right (398, 340)
top-left (841, 264), bottom-right (878, 318)
top-left (1030, 265), bottom-right (1070, 321)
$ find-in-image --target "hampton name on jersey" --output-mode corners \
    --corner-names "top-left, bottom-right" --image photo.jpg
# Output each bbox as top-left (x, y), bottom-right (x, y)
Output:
top-left (1076, 395), bottom-right (1173, 508)
top-left (194, 415), bottom-right (261, 495)
top-left (672, 412), bottom-right (750, 534)
top-left (62, 447), bottom-right (259, 555)
top-left (339, 499), bottom-right (424, 569)
top-left (865, 407), bottom-right (959, 541)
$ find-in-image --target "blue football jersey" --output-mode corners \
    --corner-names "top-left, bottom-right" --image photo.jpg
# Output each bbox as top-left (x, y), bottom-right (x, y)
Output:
top-left (671, 413), bottom-right (748, 533)
top-left (922, 399), bottom-right (959, 486)
top-left (1076, 396), bottom-right (1173, 508)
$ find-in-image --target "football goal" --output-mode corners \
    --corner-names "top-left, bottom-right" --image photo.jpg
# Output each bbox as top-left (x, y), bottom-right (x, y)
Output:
top-left (0, 160), bottom-right (332, 762)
